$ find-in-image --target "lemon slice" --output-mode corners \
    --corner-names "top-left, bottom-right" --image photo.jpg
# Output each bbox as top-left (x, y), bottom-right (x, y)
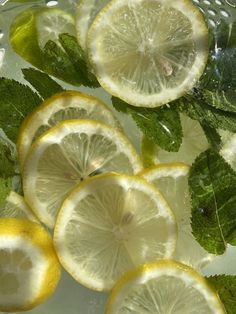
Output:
top-left (54, 173), bottom-right (177, 291)
top-left (23, 120), bottom-right (143, 228)
top-left (10, 8), bottom-right (75, 68)
top-left (0, 191), bottom-right (38, 223)
top-left (76, 0), bottom-right (109, 50)
top-left (87, 0), bottom-right (209, 107)
top-left (140, 163), bottom-right (214, 269)
top-left (143, 114), bottom-right (209, 165)
top-left (0, 218), bottom-right (61, 312)
top-left (17, 90), bottom-right (121, 168)
top-left (105, 260), bottom-right (225, 313)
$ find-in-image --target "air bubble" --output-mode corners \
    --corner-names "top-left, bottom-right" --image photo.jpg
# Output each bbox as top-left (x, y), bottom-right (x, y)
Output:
top-left (208, 9), bottom-right (217, 16)
top-left (46, 0), bottom-right (58, 7)
top-left (203, 0), bottom-right (211, 5)
top-left (209, 19), bottom-right (216, 27)
top-left (220, 9), bottom-right (230, 17)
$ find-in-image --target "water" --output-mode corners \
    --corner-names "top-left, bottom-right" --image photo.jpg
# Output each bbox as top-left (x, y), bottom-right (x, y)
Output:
top-left (0, 0), bottom-right (236, 313)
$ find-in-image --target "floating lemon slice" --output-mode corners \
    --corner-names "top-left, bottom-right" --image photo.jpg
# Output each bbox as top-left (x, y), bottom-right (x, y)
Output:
top-left (23, 120), bottom-right (142, 228)
top-left (140, 163), bottom-right (214, 269)
top-left (0, 218), bottom-right (61, 312)
top-left (10, 7), bottom-right (75, 68)
top-left (0, 191), bottom-right (38, 223)
top-left (105, 260), bottom-right (225, 313)
top-left (87, 0), bottom-right (209, 107)
top-left (17, 90), bottom-right (121, 168)
top-left (76, 0), bottom-right (109, 50)
top-left (54, 173), bottom-right (177, 291)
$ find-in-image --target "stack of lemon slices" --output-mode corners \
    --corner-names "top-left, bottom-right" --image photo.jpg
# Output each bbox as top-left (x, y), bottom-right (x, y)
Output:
top-left (0, 88), bottom-right (223, 312)
top-left (1, 0), bottom-right (227, 312)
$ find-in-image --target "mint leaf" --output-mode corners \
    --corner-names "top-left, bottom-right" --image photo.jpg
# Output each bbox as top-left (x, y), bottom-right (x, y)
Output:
top-left (59, 34), bottom-right (99, 88)
top-left (207, 275), bottom-right (236, 314)
top-left (189, 149), bottom-right (236, 255)
top-left (203, 90), bottom-right (236, 113)
top-left (0, 178), bottom-right (12, 209)
top-left (43, 40), bottom-right (82, 86)
top-left (0, 78), bottom-right (42, 142)
top-left (22, 68), bottom-right (64, 99)
top-left (0, 141), bottom-right (15, 179)
top-left (112, 97), bottom-right (182, 152)
top-left (200, 123), bottom-right (222, 151)
top-left (176, 94), bottom-right (236, 133)
top-left (112, 96), bottom-right (129, 113)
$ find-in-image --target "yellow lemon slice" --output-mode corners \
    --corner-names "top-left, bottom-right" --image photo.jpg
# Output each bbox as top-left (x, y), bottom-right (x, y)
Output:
top-left (54, 173), bottom-right (177, 291)
top-left (140, 163), bottom-right (215, 269)
top-left (23, 120), bottom-right (143, 228)
top-left (105, 260), bottom-right (225, 313)
top-left (87, 0), bottom-right (209, 107)
top-left (0, 218), bottom-right (61, 312)
top-left (17, 90), bottom-right (121, 168)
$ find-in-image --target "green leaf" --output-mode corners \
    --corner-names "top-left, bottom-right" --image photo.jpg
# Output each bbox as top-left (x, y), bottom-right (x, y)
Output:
top-left (200, 123), bottom-right (222, 151)
top-left (176, 94), bottom-right (236, 133)
top-left (112, 97), bottom-right (183, 152)
top-left (22, 67), bottom-right (64, 99)
top-left (0, 178), bottom-right (12, 209)
top-left (189, 149), bottom-right (236, 255)
top-left (112, 96), bottom-right (129, 113)
top-left (59, 34), bottom-right (99, 88)
top-left (207, 275), bottom-right (236, 314)
top-left (203, 89), bottom-right (236, 113)
top-left (0, 141), bottom-right (15, 179)
top-left (43, 40), bottom-right (82, 86)
top-left (0, 78), bottom-right (42, 142)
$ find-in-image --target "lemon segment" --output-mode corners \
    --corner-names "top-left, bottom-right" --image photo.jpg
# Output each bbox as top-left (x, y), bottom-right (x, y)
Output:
top-left (54, 173), bottom-right (177, 291)
top-left (105, 260), bottom-right (225, 313)
top-left (23, 120), bottom-right (143, 228)
top-left (87, 0), bottom-right (209, 107)
top-left (140, 163), bottom-right (214, 269)
top-left (0, 191), bottom-right (38, 223)
top-left (76, 0), bottom-right (109, 50)
top-left (17, 90), bottom-right (121, 168)
top-left (0, 218), bottom-right (61, 312)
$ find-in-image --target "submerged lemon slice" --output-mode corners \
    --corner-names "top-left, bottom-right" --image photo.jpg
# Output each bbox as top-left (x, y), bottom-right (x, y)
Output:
top-left (23, 120), bottom-right (142, 228)
top-left (17, 90), bottom-right (121, 168)
top-left (0, 191), bottom-right (38, 223)
top-left (105, 260), bottom-right (225, 313)
top-left (54, 173), bottom-right (177, 291)
top-left (87, 0), bottom-right (209, 107)
top-left (76, 0), bottom-right (109, 50)
top-left (140, 163), bottom-right (214, 269)
top-left (0, 218), bottom-right (61, 312)
top-left (10, 7), bottom-right (75, 68)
